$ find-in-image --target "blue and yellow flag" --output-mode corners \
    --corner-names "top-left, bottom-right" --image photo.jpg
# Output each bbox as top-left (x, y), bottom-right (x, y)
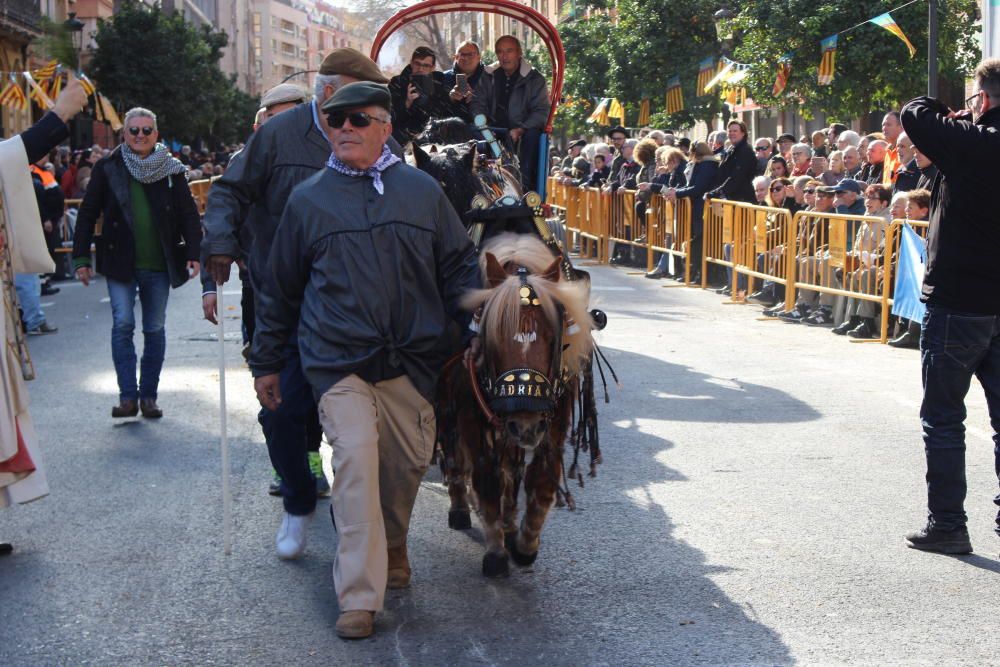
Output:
top-left (869, 13), bottom-right (917, 58)
top-left (818, 35), bottom-right (838, 85)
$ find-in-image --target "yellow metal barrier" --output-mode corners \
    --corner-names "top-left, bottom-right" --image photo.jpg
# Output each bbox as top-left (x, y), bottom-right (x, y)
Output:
top-left (647, 195), bottom-right (696, 284)
top-left (605, 189), bottom-right (652, 269)
top-left (878, 218), bottom-right (929, 342)
top-left (704, 199), bottom-right (797, 299)
top-left (581, 187), bottom-right (608, 262)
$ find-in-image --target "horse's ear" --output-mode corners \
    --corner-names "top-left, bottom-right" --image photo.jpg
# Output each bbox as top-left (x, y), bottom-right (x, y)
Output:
top-left (462, 144), bottom-right (476, 169)
top-left (485, 253), bottom-right (507, 288)
top-left (413, 144), bottom-right (431, 167)
top-left (429, 145), bottom-right (439, 154)
top-left (541, 257), bottom-right (562, 283)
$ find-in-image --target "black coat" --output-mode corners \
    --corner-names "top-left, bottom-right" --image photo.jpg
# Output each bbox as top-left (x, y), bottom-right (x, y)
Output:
top-left (674, 159), bottom-right (720, 236)
top-left (73, 148), bottom-right (201, 288)
top-left (20, 112), bottom-right (69, 164)
top-left (389, 66), bottom-right (452, 144)
top-left (901, 98), bottom-right (1000, 314)
top-left (709, 138), bottom-right (756, 204)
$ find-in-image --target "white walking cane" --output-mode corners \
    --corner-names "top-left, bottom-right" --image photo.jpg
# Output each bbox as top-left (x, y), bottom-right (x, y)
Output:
top-left (217, 279), bottom-right (233, 555)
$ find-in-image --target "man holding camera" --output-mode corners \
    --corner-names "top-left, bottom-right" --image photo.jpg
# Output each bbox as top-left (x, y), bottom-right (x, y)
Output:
top-left (388, 46), bottom-right (451, 144)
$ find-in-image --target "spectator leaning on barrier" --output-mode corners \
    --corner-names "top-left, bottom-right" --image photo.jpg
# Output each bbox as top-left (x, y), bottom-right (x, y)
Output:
top-left (606, 125), bottom-right (628, 175)
top-left (833, 183), bottom-right (892, 339)
top-left (72, 107), bottom-right (201, 420)
top-left (708, 120), bottom-right (756, 204)
top-left (888, 186), bottom-right (932, 349)
top-left (664, 140), bottom-right (719, 284)
top-left (899, 58), bottom-right (1000, 555)
top-left (778, 179), bottom-right (835, 324)
top-left (753, 175), bottom-right (771, 204)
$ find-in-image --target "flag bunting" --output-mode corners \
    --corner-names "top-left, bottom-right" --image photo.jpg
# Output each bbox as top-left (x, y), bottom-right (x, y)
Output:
top-left (818, 35), bottom-right (838, 85)
top-left (665, 76), bottom-right (685, 114)
top-left (869, 12), bottom-right (917, 57)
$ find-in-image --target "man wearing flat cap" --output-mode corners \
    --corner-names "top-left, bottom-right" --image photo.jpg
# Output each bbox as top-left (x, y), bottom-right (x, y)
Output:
top-left (252, 81), bottom-right (481, 640)
top-left (202, 49), bottom-right (402, 563)
top-left (560, 138), bottom-right (587, 174)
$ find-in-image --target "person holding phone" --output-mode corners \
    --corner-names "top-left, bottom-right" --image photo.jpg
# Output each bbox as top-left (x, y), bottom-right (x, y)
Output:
top-left (441, 40), bottom-right (485, 122)
top-left (388, 46), bottom-right (451, 144)
top-left (72, 107), bottom-right (201, 420)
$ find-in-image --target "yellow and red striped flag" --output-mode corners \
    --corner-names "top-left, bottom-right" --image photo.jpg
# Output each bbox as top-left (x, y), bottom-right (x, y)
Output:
top-left (78, 73), bottom-right (96, 96)
top-left (869, 13), bottom-right (916, 58)
top-left (96, 93), bottom-right (123, 131)
top-left (0, 74), bottom-right (28, 112)
top-left (695, 57), bottom-right (716, 95)
top-left (586, 97), bottom-right (610, 125)
top-left (23, 72), bottom-right (53, 109)
top-left (665, 76), bottom-right (685, 114)
top-left (31, 60), bottom-right (58, 80)
top-left (637, 98), bottom-right (650, 126)
top-left (772, 53), bottom-right (793, 96)
top-left (607, 98), bottom-right (625, 123)
top-left (46, 70), bottom-right (63, 100)
top-left (817, 35), bottom-right (838, 85)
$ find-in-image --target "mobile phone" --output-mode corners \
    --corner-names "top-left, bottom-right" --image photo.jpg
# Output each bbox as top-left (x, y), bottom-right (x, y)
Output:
top-left (410, 74), bottom-right (434, 97)
top-left (456, 73), bottom-right (469, 95)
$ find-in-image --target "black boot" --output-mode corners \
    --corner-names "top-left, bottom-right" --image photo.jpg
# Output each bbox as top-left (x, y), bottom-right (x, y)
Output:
top-left (889, 320), bottom-right (920, 348)
top-left (905, 524), bottom-right (972, 554)
top-left (833, 315), bottom-right (861, 336)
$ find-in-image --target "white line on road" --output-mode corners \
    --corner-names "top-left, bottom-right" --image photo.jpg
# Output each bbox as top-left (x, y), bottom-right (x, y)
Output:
top-left (591, 286), bottom-right (635, 291)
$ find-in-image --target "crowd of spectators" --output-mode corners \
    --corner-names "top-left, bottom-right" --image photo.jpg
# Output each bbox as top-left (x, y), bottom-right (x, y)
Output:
top-left (550, 109), bottom-right (936, 348)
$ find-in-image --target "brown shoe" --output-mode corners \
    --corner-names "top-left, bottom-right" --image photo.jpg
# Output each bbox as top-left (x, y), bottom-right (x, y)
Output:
top-left (139, 399), bottom-right (163, 419)
top-left (387, 544), bottom-right (411, 589)
top-left (335, 610), bottom-right (374, 639)
top-left (111, 399), bottom-right (139, 418)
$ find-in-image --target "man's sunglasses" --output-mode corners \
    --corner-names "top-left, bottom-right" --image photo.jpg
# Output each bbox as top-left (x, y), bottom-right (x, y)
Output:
top-left (755, 146), bottom-right (770, 152)
top-left (326, 111), bottom-right (389, 129)
top-left (128, 126), bottom-right (155, 136)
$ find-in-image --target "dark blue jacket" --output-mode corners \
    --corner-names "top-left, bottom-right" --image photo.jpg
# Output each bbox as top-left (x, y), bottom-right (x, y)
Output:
top-left (674, 159), bottom-right (720, 235)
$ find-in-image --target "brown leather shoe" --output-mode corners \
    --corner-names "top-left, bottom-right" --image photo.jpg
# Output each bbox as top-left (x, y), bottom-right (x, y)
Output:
top-left (335, 610), bottom-right (374, 639)
top-left (387, 544), bottom-right (411, 589)
top-left (139, 399), bottom-right (163, 419)
top-left (111, 399), bottom-right (139, 418)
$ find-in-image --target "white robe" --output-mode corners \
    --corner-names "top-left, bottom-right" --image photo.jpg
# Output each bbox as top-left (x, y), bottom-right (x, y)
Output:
top-left (0, 135), bottom-right (55, 507)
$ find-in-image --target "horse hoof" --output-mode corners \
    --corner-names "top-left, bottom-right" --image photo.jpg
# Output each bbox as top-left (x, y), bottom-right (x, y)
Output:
top-left (505, 533), bottom-right (539, 566)
top-left (448, 509), bottom-right (472, 530)
top-left (482, 552), bottom-right (510, 578)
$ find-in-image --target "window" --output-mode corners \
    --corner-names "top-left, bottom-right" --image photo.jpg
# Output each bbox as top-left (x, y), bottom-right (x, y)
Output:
top-left (281, 19), bottom-right (295, 35)
top-left (252, 13), bottom-right (261, 33)
top-left (282, 42), bottom-right (296, 57)
top-left (254, 36), bottom-right (262, 57)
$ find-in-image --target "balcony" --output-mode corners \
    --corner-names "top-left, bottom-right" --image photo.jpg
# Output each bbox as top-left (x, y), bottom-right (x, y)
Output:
top-left (0, 0), bottom-right (42, 41)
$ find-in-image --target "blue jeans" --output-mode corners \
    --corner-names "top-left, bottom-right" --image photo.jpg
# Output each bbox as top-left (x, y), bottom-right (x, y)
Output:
top-left (107, 270), bottom-right (170, 402)
top-left (14, 273), bottom-right (44, 330)
top-left (258, 340), bottom-right (322, 516)
top-left (919, 303), bottom-right (1000, 535)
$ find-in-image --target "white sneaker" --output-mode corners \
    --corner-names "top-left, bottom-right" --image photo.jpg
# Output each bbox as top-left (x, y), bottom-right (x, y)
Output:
top-left (275, 511), bottom-right (313, 560)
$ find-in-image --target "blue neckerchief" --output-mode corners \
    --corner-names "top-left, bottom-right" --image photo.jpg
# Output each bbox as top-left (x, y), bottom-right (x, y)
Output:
top-left (326, 144), bottom-right (401, 195)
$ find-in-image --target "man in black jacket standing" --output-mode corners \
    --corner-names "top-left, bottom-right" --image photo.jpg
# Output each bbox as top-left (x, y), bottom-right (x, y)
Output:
top-left (900, 58), bottom-right (1000, 556)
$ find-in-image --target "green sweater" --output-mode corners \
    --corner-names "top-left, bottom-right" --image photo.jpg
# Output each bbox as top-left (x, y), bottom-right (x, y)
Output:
top-left (130, 179), bottom-right (166, 272)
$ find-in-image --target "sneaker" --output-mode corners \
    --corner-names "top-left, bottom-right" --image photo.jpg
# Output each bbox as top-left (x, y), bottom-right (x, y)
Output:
top-left (309, 451), bottom-right (331, 498)
top-left (26, 322), bottom-right (57, 335)
top-left (762, 302), bottom-right (785, 318)
top-left (803, 307), bottom-right (834, 327)
top-left (832, 317), bottom-right (860, 336)
top-left (275, 511), bottom-right (313, 560)
top-left (747, 290), bottom-right (776, 307)
top-left (268, 469), bottom-right (282, 496)
top-left (905, 525), bottom-right (972, 554)
top-left (778, 305), bottom-right (810, 323)
top-left (714, 285), bottom-right (732, 296)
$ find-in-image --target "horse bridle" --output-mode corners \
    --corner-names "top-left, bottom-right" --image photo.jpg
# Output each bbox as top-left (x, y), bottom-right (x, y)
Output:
top-left (470, 267), bottom-right (566, 429)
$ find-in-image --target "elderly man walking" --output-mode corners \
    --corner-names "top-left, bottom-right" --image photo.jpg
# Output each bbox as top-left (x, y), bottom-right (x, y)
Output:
top-left (203, 49), bottom-right (399, 560)
top-left (252, 82), bottom-right (481, 639)
top-left (73, 108), bottom-right (201, 419)
top-left (901, 59), bottom-right (1000, 555)
top-left (471, 35), bottom-right (550, 191)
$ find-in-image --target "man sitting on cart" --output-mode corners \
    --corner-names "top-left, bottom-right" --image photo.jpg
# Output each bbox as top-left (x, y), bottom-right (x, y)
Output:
top-left (470, 35), bottom-right (550, 192)
top-left (388, 46), bottom-right (453, 145)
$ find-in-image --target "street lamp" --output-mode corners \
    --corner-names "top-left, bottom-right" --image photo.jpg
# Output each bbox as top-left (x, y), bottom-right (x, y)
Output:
top-left (63, 12), bottom-right (85, 66)
top-left (713, 8), bottom-right (736, 55)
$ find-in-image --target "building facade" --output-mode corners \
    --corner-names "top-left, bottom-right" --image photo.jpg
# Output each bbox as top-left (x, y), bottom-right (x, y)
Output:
top-left (0, 0), bottom-right (44, 139)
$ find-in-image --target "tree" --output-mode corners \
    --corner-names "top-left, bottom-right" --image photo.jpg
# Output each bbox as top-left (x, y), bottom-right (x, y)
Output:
top-left (90, 0), bottom-right (257, 146)
top-left (730, 0), bottom-right (980, 120)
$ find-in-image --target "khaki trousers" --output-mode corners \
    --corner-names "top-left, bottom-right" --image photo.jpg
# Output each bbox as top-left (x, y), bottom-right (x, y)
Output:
top-left (317, 374), bottom-right (436, 612)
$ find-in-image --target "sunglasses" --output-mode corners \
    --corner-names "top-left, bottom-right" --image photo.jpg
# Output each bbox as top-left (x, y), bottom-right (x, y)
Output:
top-left (816, 192), bottom-right (835, 198)
top-left (769, 185), bottom-right (784, 192)
top-left (128, 126), bottom-right (155, 136)
top-left (326, 111), bottom-right (389, 129)
top-left (803, 189), bottom-right (816, 194)
top-left (755, 146), bottom-right (770, 152)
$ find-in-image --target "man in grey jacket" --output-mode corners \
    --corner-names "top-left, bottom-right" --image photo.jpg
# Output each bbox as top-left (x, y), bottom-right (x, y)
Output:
top-left (202, 49), bottom-right (395, 561)
top-left (252, 82), bottom-right (481, 640)
top-left (470, 35), bottom-right (550, 192)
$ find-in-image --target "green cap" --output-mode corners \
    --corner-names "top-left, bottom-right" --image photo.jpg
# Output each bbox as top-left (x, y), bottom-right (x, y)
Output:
top-left (321, 81), bottom-right (391, 115)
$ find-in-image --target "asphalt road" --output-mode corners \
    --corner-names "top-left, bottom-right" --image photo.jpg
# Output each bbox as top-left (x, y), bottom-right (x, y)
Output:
top-left (2, 263), bottom-right (999, 666)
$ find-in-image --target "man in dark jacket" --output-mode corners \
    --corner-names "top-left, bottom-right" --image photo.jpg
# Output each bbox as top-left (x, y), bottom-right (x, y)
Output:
top-left (470, 35), bottom-right (551, 192)
top-left (441, 40), bottom-right (486, 122)
top-left (607, 125), bottom-right (628, 177)
top-left (388, 46), bottom-right (452, 145)
top-left (900, 58), bottom-right (1000, 556)
top-left (708, 120), bottom-right (757, 204)
top-left (73, 108), bottom-right (201, 420)
top-left (252, 82), bottom-right (481, 640)
top-left (203, 48), bottom-right (397, 559)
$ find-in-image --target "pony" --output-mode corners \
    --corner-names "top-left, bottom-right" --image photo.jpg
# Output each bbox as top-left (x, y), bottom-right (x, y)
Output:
top-left (436, 233), bottom-right (595, 577)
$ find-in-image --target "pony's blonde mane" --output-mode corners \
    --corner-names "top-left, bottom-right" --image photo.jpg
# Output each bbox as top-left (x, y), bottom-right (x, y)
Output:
top-left (462, 234), bottom-right (594, 373)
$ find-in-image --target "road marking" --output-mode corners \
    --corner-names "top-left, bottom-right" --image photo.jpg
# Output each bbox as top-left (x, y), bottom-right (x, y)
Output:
top-left (40, 302), bottom-right (54, 308)
top-left (591, 286), bottom-right (635, 291)
top-left (100, 297), bottom-right (110, 303)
